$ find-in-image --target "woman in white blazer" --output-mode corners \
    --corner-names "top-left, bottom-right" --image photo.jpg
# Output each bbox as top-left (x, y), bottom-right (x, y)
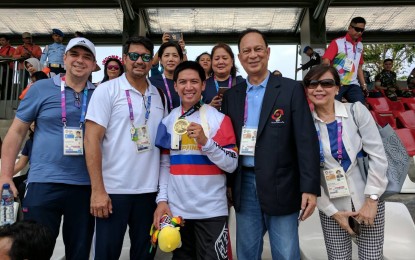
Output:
top-left (304, 65), bottom-right (388, 259)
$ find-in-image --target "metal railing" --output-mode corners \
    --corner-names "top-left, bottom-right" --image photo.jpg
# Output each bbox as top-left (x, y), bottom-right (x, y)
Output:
top-left (0, 58), bottom-right (28, 119)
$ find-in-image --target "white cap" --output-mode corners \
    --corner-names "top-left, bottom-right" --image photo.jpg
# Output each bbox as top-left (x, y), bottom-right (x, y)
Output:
top-left (65, 37), bottom-right (96, 58)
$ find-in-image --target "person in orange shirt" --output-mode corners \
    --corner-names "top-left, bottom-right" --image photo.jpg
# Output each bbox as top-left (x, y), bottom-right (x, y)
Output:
top-left (0, 35), bottom-right (16, 99)
top-left (13, 32), bottom-right (42, 67)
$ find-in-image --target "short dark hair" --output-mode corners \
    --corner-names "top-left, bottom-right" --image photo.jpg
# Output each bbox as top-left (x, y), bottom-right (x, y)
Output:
top-left (123, 36), bottom-right (154, 57)
top-left (383, 58), bottom-right (393, 64)
top-left (0, 220), bottom-right (54, 260)
top-left (31, 71), bottom-right (48, 82)
top-left (173, 61), bottom-right (206, 82)
top-left (195, 52), bottom-right (210, 63)
top-left (0, 35), bottom-right (10, 41)
top-left (303, 65), bottom-right (341, 87)
top-left (350, 17), bottom-right (366, 25)
top-left (157, 42), bottom-right (183, 60)
top-left (237, 28), bottom-right (268, 52)
top-left (211, 43), bottom-right (238, 78)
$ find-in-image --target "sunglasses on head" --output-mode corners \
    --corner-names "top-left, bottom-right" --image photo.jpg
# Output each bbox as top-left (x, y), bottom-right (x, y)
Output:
top-left (305, 79), bottom-right (337, 89)
top-left (351, 25), bottom-right (365, 33)
top-left (107, 65), bottom-right (120, 70)
top-left (127, 52), bottom-right (152, 62)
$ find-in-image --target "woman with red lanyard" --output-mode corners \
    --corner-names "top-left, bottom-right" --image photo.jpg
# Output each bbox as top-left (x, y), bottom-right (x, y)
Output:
top-left (149, 42), bottom-right (184, 112)
top-left (202, 43), bottom-right (244, 110)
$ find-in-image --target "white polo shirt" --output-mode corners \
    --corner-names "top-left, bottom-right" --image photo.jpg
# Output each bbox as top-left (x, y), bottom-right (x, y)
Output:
top-left (86, 73), bottom-right (168, 194)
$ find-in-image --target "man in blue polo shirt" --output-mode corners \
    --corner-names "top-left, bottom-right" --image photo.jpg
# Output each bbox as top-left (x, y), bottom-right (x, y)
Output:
top-left (40, 28), bottom-right (66, 74)
top-left (0, 37), bottom-right (97, 259)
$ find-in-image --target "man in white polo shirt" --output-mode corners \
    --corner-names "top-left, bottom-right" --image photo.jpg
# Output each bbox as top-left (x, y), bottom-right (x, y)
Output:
top-left (84, 36), bottom-right (168, 259)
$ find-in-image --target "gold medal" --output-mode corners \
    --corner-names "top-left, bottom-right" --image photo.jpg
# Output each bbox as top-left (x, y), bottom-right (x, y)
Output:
top-left (173, 119), bottom-right (190, 135)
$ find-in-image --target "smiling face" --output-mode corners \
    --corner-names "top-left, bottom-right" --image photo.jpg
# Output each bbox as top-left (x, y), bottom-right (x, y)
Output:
top-left (64, 46), bottom-right (96, 81)
top-left (198, 54), bottom-right (211, 74)
top-left (306, 71), bottom-right (339, 109)
top-left (160, 46), bottom-right (181, 75)
top-left (106, 60), bottom-right (121, 80)
top-left (212, 47), bottom-right (233, 78)
top-left (174, 68), bottom-right (206, 111)
top-left (238, 32), bottom-right (270, 79)
top-left (123, 43), bottom-right (152, 80)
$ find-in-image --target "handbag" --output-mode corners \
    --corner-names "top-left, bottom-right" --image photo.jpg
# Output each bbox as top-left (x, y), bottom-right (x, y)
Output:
top-left (351, 103), bottom-right (410, 199)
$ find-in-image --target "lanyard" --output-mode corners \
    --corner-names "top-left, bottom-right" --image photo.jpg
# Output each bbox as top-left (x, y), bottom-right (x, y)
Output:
top-left (344, 40), bottom-right (357, 61)
top-left (316, 120), bottom-right (343, 168)
top-left (125, 90), bottom-right (151, 126)
top-left (162, 74), bottom-right (173, 111)
top-left (243, 95), bottom-right (248, 126)
top-left (213, 75), bottom-right (232, 92)
top-left (179, 102), bottom-right (201, 119)
top-left (60, 77), bottom-right (88, 128)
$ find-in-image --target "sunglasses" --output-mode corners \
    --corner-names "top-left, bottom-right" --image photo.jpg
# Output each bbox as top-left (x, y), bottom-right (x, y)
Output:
top-left (107, 65), bottom-right (120, 70)
top-left (74, 92), bottom-right (81, 108)
top-left (127, 52), bottom-right (152, 62)
top-left (305, 79), bottom-right (337, 89)
top-left (351, 25), bottom-right (365, 33)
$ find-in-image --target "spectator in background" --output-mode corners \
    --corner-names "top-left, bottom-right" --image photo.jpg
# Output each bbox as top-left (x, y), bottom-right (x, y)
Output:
top-left (375, 58), bottom-right (412, 100)
top-left (322, 17), bottom-right (367, 104)
top-left (97, 55), bottom-right (124, 85)
top-left (272, 69), bottom-right (282, 77)
top-left (202, 43), bottom-right (244, 109)
top-left (196, 51), bottom-right (212, 78)
top-left (40, 28), bottom-right (66, 74)
top-left (297, 46), bottom-right (321, 72)
top-left (407, 67), bottom-right (415, 90)
top-left (0, 220), bottom-right (55, 260)
top-left (150, 41), bottom-right (184, 111)
top-left (0, 35), bottom-right (15, 100)
top-left (13, 32), bottom-right (42, 65)
top-left (19, 58), bottom-right (53, 100)
top-left (74, 31), bottom-right (85, 38)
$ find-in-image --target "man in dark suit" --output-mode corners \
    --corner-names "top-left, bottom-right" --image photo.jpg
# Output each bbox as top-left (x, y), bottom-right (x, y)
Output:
top-left (221, 29), bottom-right (320, 260)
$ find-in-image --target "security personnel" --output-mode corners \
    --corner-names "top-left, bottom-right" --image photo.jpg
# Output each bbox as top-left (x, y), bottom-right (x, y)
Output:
top-left (40, 28), bottom-right (66, 74)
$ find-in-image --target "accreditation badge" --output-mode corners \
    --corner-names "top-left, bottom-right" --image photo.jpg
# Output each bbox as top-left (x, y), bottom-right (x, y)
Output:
top-left (63, 127), bottom-right (83, 155)
top-left (173, 118), bottom-right (190, 135)
top-left (343, 58), bottom-right (353, 71)
top-left (239, 127), bottom-right (257, 156)
top-left (136, 124), bottom-right (152, 153)
top-left (323, 167), bottom-right (350, 199)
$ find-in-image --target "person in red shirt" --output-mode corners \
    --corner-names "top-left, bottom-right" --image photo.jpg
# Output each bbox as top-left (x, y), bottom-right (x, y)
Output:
top-left (0, 35), bottom-right (16, 99)
top-left (13, 32), bottom-right (42, 68)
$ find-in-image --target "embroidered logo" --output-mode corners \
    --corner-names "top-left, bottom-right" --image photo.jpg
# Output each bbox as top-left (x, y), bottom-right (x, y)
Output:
top-left (271, 109), bottom-right (284, 124)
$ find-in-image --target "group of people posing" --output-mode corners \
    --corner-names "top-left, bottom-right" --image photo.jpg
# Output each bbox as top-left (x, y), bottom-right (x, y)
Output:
top-left (0, 18), bottom-right (389, 260)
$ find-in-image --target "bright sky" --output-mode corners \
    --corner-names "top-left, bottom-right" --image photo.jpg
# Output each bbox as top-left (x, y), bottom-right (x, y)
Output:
top-left (92, 45), bottom-right (305, 83)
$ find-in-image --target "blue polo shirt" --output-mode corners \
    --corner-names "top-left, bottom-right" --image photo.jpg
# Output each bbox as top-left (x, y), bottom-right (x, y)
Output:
top-left (16, 74), bottom-right (95, 185)
top-left (242, 72), bottom-right (270, 167)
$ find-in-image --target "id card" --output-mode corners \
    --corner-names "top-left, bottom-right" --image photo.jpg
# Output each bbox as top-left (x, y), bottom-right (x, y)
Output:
top-left (343, 58), bottom-right (354, 71)
top-left (323, 167), bottom-right (350, 199)
top-left (63, 127), bottom-right (83, 155)
top-left (136, 125), bottom-right (152, 153)
top-left (239, 127), bottom-right (257, 156)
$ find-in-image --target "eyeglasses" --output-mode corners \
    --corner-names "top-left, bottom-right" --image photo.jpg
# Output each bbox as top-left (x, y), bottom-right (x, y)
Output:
top-left (351, 25), bottom-right (365, 33)
top-left (305, 79), bottom-right (337, 89)
top-left (74, 92), bottom-right (81, 108)
top-left (107, 65), bottom-right (120, 70)
top-left (127, 52), bottom-right (152, 62)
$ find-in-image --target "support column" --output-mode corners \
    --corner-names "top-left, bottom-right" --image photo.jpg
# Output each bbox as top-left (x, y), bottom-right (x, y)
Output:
top-left (122, 9), bottom-right (148, 43)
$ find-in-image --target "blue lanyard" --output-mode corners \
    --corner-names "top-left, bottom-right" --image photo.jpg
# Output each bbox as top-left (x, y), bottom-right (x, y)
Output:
top-left (316, 120), bottom-right (343, 168)
top-left (213, 75), bottom-right (232, 92)
top-left (60, 77), bottom-right (88, 128)
top-left (125, 90), bottom-right (151, 125)
top-left (344, 40), bottom-right (357, 61)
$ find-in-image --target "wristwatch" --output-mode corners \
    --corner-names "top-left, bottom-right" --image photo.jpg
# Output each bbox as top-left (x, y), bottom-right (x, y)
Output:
top-left (362, 83), bottom-right (367, 87)
top-left (367, 194), bottom-right (379, 201)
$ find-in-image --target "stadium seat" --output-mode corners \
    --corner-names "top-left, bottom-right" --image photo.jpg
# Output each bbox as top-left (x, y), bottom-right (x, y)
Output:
top-left (366, 97), bottom-right (394, 115)
top-left (370, 111), bottom-right (397, 129)
top-left (395, 128), bottom-right (415, 156)
top-left (400, 97), bottom-right (415, 110)
top-left (397, 110), bottom-right (415, 129)
top-left (386, 99), bottom-right (406, 116)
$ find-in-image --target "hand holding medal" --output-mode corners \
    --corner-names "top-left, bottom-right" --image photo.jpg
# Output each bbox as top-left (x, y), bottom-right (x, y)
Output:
top-left (186, 122), bottom-right (208, 146)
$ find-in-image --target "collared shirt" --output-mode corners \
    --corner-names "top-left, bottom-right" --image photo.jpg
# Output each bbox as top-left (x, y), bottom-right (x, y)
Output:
top-left (242, 71), bottom-right (270, 167)
top-left (40, 42), bottom-right (66, 66)
top-left (0, 44), bottom-right (15, 57)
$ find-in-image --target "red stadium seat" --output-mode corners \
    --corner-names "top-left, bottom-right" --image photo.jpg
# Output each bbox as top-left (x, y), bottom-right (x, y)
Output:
top-left (397, 110), bottom-right (415, 129)
top-left (366, 97), bottom-right (393, 115)
top-left (386, 99), bottom-right (405, 114)
top-left (370, 111), bottom-right (397, 129)
top-left (395, 128), bottom-right (415, 156)
top-left (400, 97), bottom-right (415, 110)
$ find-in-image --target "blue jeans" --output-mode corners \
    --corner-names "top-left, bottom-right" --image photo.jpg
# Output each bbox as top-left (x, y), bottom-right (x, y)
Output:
top-left (336, 84), bottom-right (366, 104)
top-left (235, 169), bottom-right (300, 260)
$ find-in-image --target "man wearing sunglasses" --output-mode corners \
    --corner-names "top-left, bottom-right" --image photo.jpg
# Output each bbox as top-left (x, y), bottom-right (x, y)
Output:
top-left (322, 17), bottom-right (367, 104)
top-left (85, 36), bottom-right (168, 259)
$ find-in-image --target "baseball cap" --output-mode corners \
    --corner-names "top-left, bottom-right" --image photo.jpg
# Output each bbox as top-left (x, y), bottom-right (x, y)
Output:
top-left (65, 37), bottom-right (96, 58)
top-left (52, 28), bottom-right (64, 37)
top-left (303, 46), bottom-right (311, 53)
top-left (22, 32), bottom-right (32, 38)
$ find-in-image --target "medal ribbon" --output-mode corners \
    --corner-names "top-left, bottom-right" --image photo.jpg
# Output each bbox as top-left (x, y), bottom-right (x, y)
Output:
top-left (213, 75), bottom-right (233, 92)
top-left (60, 77), bottom-right (89, 128)
top-left (179, 101), bottom-right (202, 119)
top-left (125, 90), bottom-right (152, 126)
top-left (315, 120), bottom-right (343, 168)
top-left (162, 74), bottom-right (173, 111)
